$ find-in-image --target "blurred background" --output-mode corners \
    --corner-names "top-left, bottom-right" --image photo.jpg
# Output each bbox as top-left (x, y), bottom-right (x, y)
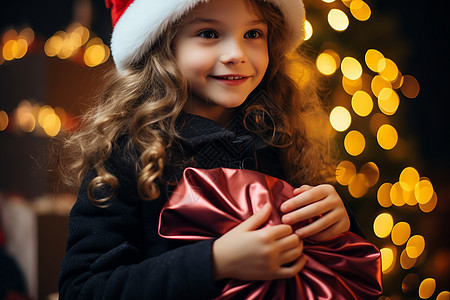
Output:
top-left (0, 0), bottom-right (448, 299)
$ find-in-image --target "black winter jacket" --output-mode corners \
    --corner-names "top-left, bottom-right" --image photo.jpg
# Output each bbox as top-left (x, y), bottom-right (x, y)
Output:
top-left (58, 113), bottom-right (363, 299)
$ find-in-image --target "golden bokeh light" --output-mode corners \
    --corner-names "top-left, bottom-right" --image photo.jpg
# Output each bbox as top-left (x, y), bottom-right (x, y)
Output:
top-left (42, 113), bottom-right (61, 137)
top-left (373, 213), bottom-right (393, 238)
top-left (377, 183), bottom-right (393, 208)
top-left (44, 36), bottom-right (64, 57)
top-left (390, 182), bottom-right (406, 206)
top-left (18, 112), bottom-right (36, 133)
top-left (391, 222), bottom-right (411, 246)
top-left (401, 75), bottom-right (420, 99)
top-left (377, 124), bottom-right (398, 150)
top-left (336, 160), bottom-right (356, 186)
top-left (2, 40), bottom-right (18, 61)
top-left (0, 111), bottom-right (9, 131)
top-left (304, 20), bottom-right (313, 41)
top-left (329, 106), bottom-right (351, 132)
top-left (344, 130), bottom-right (365, 156)
top-left (360, 162), bottom-right (379, 187)
top-left (19, 27), bottom-right (35, 44)
top-left (406, 235), bottom-right (425, 259)
top-left (371, 75), bottom-right (392, 97)
top-left (365, 49), bottom-right (385, 72)
top-left (399, 167), bottom-right (420, 192)
top-left (378, 58), bottom-right (399, 82)
top-left (419, 191), bottom-right (438, 213)
top-left (328, 9), bottom-right (349, 31)
top-left (351, 90), bottom-right (373, 117)
top-left (392, 70), bottom-right (404, 89)
top-left (418, 278), bottom-right (436, 299)
top-left (316, 52), bottom-right (337, 75)
top-left (84, 44), bottom-right (106, 67)
top-left (348, 173), bottom-right (369, 198)
top-left (378, 88), bottom-right (400, 116)
top-left (341, 57), bottom-right (363, 80)
top-left (38, 105), bottom-right (55, 127)
top-left (415, 179), bottom-right (434, 204)
top-left (403, 189), bottom-right (417, 206)
top-left (400, 248), bottom-right (417, 269)
top-left (380, 247), bottom-right (396, 273)
top-left (437, 291), bottom-right (450, 300)
top-left (322, 0), bottom-right (335, 2)
top-left (350, 0), bottom-right (371, 21)
top-left (14, 39), bottom-right (28, 59)
top-left (342, 76), bottom-right (363, 95)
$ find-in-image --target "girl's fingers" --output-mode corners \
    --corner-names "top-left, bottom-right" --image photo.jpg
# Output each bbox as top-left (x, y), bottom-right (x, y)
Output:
top-left (279, 239), bottom-right (304, 265)
top-left (276, 254), bottom-right (308, 278)
top-left (234, 202), bottom-right (272, 232)
top-left (275, 232), bottom-right (300, 252)
top-left (281, 199), bottom-right (330, 225)
top-left (292, 185), bottom-right (312, 195)
top-left (281, 186), bottom-right (326, 213)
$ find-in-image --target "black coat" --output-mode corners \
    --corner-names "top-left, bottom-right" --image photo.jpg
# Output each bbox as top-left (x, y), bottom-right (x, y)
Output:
top-left (58, 113), bottom-right (363, 299)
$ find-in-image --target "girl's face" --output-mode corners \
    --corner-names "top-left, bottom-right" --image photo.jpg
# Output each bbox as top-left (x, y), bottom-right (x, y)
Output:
top-left (174, 0), bottom-right (269, 124)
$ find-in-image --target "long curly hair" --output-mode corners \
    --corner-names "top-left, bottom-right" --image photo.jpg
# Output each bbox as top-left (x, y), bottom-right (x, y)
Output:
top-left (59, 0), bottom-right (335, 205)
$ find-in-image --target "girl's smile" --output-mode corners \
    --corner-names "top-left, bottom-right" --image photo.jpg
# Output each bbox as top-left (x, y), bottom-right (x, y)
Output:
top-left (174, 0), bottom-right (269, 124)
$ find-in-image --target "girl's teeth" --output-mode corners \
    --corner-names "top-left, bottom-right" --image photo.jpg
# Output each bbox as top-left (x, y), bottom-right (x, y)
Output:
top-left (224, 77), bottom-right (243, 80)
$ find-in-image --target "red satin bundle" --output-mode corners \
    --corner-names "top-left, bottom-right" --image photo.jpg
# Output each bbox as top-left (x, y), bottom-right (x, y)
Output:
top-left (159, 167), bottom-right (382, 299)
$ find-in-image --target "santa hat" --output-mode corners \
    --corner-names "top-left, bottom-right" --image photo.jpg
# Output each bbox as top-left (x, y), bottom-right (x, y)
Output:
top-left (105, 0), bottom-right (305, 71)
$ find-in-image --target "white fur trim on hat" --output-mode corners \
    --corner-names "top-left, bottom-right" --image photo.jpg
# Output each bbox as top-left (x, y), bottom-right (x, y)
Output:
top-left (110, 0), bottom-right (305, 71)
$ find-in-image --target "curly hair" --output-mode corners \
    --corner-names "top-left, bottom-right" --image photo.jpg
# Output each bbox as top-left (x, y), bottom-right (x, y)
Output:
top-left (58, 0), bottom-right (335, 205)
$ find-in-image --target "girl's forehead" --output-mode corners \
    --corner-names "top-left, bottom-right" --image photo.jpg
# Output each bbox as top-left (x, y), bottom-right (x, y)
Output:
top-left (185, 0), bottom-right (264, 23)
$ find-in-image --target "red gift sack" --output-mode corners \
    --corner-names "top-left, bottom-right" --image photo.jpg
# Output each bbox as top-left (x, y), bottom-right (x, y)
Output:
top-left (159, 167), bottom-right (382, 299)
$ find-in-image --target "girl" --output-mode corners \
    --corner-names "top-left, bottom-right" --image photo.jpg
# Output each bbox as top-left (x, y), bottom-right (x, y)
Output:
top-left (58, 0), bottom-right (371, 298)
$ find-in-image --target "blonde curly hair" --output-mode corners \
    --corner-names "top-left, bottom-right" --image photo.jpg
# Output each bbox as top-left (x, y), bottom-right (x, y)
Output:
top-left (59, 0), bottom-right (335, 205)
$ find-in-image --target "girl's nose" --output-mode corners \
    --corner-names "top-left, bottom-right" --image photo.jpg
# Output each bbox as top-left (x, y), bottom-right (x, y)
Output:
top-left (220, 39), bottom-right (247, 64)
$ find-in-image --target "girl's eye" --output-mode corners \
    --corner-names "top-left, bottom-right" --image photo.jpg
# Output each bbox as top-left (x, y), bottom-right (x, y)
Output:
top-left (198, 30), bottom-right (219, 39)
top-left (244, 30), bottom-right (263, 39)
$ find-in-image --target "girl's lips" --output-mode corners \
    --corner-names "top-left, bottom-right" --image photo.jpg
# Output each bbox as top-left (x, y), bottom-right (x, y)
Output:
top-left (210, 75), bottom-right (250, 86)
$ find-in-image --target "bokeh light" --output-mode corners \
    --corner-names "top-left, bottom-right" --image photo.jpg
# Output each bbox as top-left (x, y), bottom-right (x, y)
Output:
top-left (378, 58), bottom-right (399, 82)
top-left (406, 235), bottom-right (425, 259)
top-left (380, 247), bottom-right (396, 273)
top-left (341, 57), bottom-right (363, 80)
top-left (373, 213), bottom-right (393, 238)
top-left (377, 183), bottom-right (393, 208)
top-left (0, 111), bottom-right (9, 131)
top-left (415, 179), bottom-right (434, 204)
top-left (390, 182), bottom-right (406, 206)
top-left (316, 50), bottom-right (339, 75)
top-left (378, 88), bottom-right (400, 115)
top-left (304, 20), bottom-right (313, 41)
top-left (437, 291), bottom-right (450, 300)
top-left (348, 173), bottom-right (369, 198)
top-left (399, 167), bottom-right (420, 192)
top-left (328, 9), bottom-right (349, 31)
top-left (350, 0), bottom-right (371, 21)
top-left (336, 160), bottom-right (356, 186)
top-left (344, 130), bottom-right (365, 156)
top-left (351, 90), bottom-right (373, 117)
top-left (330, 106), bottom-right (351, 132)
top-left (400, 248), bottom-right (417, 269)
top-left (377, 124), bottom-right (398, 150)
top-left (391, 222), bottom-right (411, 246)
top-left (401, 75), bottom-right (420, 99)
top-left (418, 278), bottom-right (436, 299)
top-left (419, 191), bottom-right (438, 213)
top-left (360, 162), bottom-right (379, 187)
top-left (371, 75), bottom-right (392, 97)
top-left (342, 76), bottom-right (363, 95)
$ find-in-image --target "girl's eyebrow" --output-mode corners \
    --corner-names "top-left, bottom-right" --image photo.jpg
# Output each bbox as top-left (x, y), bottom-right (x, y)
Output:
top-left (189, 17), bottom-right (266, 26)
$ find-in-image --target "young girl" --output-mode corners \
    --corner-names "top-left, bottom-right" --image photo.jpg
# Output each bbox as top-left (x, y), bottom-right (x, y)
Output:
top-left (58, 0), bottom-right (374, 298)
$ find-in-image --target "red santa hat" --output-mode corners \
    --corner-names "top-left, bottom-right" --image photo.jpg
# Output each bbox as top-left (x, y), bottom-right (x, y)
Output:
top-left (105, 0), bottom-right (305, 71)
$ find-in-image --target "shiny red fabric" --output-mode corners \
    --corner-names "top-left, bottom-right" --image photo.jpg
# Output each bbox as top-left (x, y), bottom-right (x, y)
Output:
top-left (159, 167), bottom-right (382, 299)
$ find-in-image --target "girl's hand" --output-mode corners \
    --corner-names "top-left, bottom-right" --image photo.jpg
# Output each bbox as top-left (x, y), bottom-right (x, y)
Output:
top-left (212, 203), bottom-right (307, 281)
top-left (280, 185), bottom-right (350, 241)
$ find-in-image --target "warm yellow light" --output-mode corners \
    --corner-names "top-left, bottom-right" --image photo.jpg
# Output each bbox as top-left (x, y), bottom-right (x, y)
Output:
top-left (403, 189), bottom-right (417, 206)
top-left (348, 173), bottom-right (368, 198)
top-left (344, 130), bottom-right (365, 156)
top-left (378, 88), bottom-right (400, 115)
top-left (373, 213), bottom-right (393, 238)
top-left (377, 124), bottom-right (398, 150)
top-left (406, 235), bottom-right (425, 259)
top-left (329, 106), bottom-right (351, 132)
top-left (391, 222), bottom-right (411, 246)
top-left (401, 75), bottom-right (420, 99)
top-left (380, 247), bottom-right (395, 273)
top-left (322, 0), bottom-right (335, 2)
top-left (19, 112), bottom-right (36, 132)
top-left (365, 49), bottom-right (385, 72)
top-left (390, 182), bottom-right (406, 206)
top-left (73, 25), bottom-right (90, 46)
top-left (57, 39), bottom-right (75, 59)
top-left (371, 75), bottom-right (392, 97)
top-left (342, 76), bottom-right (363, 95)
top-left (38, 105), bottom-right (55, 127)
top-left (2, 40), bottom-right (17, 61)
top-left (350, 0), bottom-right (371, 21)
top-left (351, 90), bottom-right (373, 117)
top-left (0, 111), bottom-right (9, 131)
top-left (19, 27), bottom-right (35, 44)
top-left (84, 44), bottom-right (106, 67)
top-left (328, 9), bottom-right (349, 31)
top-left (419, 191), bottom-right (438, 213)
top-left (437, 291), bottom-right (450, 300)
top-left (341, 57), bottom-right (363, 80)
top-left (336, 160), bottom-right (356, 186)
top-left (415, 179), bottom-right (434, 204)
top-left (316, 52), bottom-right (337, 75)
top-left (42, 113), bottom-right (62, 137)
top-left (44, 36), bottom-right (64, 57)
top-left (419, 278), bottom-right (436, 299)
top-left (379, 58), bottom-right (400, 82)
top-left (377, 183), bottom-right (393, 208)
top-left (14, 39), bottom-right (28, 59)
top-left (400, 248), bottom-right (417, 269)
top-left (399, 167), bottom-right (420, 192)
top-left (360, 162), bottom-right (379, 187)
top-left (304, 20), bottom-right (313, 41)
